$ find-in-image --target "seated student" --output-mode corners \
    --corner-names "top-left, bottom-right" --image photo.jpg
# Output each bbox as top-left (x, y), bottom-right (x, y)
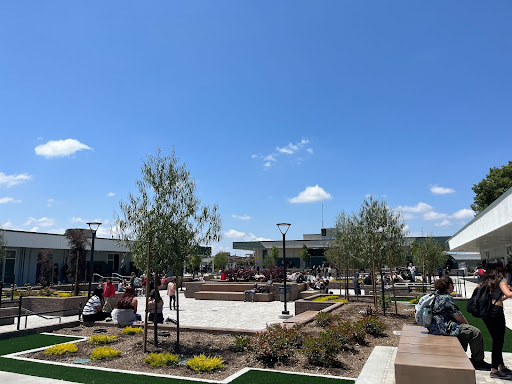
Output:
top-left (112, 287), bottom-right (139, 327)
top-left (148, 289), bottom-right (164, 324)
top-left (244, 284), bottom-right (258, 302)
top-left (83, 288), bottom-right (111, 323)
top-left (429, 276), bottom-right (491, 370)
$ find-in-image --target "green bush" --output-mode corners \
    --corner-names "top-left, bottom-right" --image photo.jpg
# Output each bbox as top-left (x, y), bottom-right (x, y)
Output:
top-left (90, 346), bottom-right (121, 360)
top-left (44, 343), bottom-right (78, 356)
top-left (314, 312), bottom-right (339, 328)
top-left (87, 335), bottom-right (118, 345)
top-left (249, 323), bottom-right (302, 367)
top-left (302, 331), bottom-right (343, 367)
top-left (338, 321), bottom-right (367, 344)
top-left (230, 334), bottom-right (251, 352)
top-left (185, 354), bottom-right (224, 372)
top-left (360, 316), bottom-right (386, 336)
top-left (312, 295), bottom-right (348, 303)
top-left (144, 353), bottom-right (179, 367)
top-left (378, 295), bottom-right (391, 309)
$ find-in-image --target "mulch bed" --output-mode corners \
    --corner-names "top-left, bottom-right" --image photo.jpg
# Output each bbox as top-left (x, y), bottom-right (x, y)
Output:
top-left (26, 301), bottom-right (416, 380)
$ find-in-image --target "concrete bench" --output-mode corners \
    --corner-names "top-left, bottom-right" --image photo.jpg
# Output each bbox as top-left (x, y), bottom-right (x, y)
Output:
top-left (395, 325), bottom-right (475, 384)
top-left (283, 310), bottom-right (318, 327)
top-left (194, 291), bottom-right (273, 301)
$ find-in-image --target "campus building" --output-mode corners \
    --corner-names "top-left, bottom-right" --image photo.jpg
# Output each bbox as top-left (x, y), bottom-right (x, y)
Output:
top-left (447, 186), bottom-right (512, 263)
top-left (233, 229), bottom-right (451, 269)
top-left (0, 229), bottom-right (212, 286)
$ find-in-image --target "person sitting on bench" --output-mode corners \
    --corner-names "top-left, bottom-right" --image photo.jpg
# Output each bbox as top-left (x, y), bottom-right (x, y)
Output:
top-left (244, 284), bottom-right (258, 302)
top-left (83, 288), bottom-right (111, 323)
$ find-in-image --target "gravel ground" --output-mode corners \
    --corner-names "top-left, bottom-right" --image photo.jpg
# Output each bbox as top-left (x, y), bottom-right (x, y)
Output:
top-left (28, 301), bottom-right (416, 380)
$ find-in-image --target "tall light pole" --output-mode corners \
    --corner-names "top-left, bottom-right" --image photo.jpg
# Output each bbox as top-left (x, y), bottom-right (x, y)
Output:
top-left (87, 222), bottom-right (102, 298)
top-left (277, 223), bottom-right (291, 318)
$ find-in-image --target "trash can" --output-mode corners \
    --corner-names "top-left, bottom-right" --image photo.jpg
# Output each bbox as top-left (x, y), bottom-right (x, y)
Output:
top-left (279, 284), bottom-right (290, 302)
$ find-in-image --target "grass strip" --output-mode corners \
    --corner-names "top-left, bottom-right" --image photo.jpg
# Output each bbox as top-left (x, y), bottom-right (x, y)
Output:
top-left (458, 300), bottom-right (512, 353)
top-left (0, 334), bottom-right (354, 384)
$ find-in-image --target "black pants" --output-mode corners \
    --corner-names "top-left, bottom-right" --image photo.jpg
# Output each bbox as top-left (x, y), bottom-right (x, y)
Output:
top-left (483, 306), bottom-right (506, 369)
top-left (83, 311), bottom-right (111, 322)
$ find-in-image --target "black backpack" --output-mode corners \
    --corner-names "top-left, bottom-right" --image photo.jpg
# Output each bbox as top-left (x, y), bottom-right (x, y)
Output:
top-left (467, 284), bottom-right (498, 318)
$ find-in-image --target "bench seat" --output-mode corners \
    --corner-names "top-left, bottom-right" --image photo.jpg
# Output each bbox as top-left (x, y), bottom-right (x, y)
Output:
top-left (194, 291), bottom-right (273, 302)
top-left (395, 325), bottom-right (475, 384)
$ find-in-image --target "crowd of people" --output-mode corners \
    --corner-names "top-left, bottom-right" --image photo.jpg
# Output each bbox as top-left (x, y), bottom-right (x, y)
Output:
top-left (431, 259), bottom-right (512, 380)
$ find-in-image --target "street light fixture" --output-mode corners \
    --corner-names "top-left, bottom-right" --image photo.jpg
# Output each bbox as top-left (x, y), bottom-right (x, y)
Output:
top-left (277, 223), bottom-right (291, 318)
top-left (86, 222), bottom-right (102, 298)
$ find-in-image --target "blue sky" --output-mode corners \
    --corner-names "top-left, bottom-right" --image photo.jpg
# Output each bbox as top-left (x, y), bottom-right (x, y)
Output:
top-left (1, 1), bottom-right (511, 255)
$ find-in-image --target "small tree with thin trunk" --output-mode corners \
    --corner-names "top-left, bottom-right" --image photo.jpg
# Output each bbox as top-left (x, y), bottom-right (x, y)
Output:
top-left (412, 236), bottom-right (446, 290)
top-left (37, 249), bottom-right (53, 287)
top-left (214, 252), bottom-right (229, 271)
top-left (264, 246), bottom-right (279, 269)
top-left (115, 147), bottom-right (221, 351)
top-left (299, 244), bottom-right (311, 269)
top-left (65, 228), bottom-right (89, 296)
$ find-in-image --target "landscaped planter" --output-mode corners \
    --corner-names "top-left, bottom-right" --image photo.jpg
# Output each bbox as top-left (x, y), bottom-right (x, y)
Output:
top-left (21, 296), bottom-right (88, 316)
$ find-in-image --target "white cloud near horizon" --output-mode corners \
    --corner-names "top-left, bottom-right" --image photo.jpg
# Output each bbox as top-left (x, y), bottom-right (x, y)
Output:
top-left (224, 229), bottom-right (271, 241)
top-left (289, 185), bottom-right (332, 204)
top-left (35, 139), bottom-right (92, 158)
top-left (71, 217), bottom-right (84, 223)
top-left (0, 172), bottom-right (31, 187)
top-left (107, 192), bottom-right (116, 197)
top-left (435, 219), bottom-right (452, 227)
top-left (0, 197), bottom-right (22, 204)
top-left (430, 185), bottom-right (456, 195)
top-left (451, 208), bottom-right (475, 219)
top-left (24, 217), bottom-right (55, 227)
top-left (397, 202), bottom-right (433, 213)
top-left (232, 214), bottom-right (251, 220)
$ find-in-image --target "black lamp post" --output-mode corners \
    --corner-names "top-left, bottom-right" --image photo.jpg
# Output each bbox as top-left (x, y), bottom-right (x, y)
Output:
top-left (277, 223), bottom-right (291, 317)
top-left (87, 222), bottom-right (102, 298)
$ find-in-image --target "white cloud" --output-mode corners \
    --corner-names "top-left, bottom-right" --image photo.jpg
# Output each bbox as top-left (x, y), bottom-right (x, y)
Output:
top-left (244, 233), bottom-right (272, 241)
top-left (451, 209), bottom-right (475, 219)
top-left (435, 220), bottom-right (453, 227)
top-left (0, 172), bottom-right (31, 187)
top-left (424, 211), bottom-right (449, 221)
top-left (306, 148), bottom-right (313, 154)
top-left (402, 213), bottom-right (416, 220)
top-left (253, 139), bottom-right (312, 168)
top-left (289, 185), bottom-right (332, 204)
top-left (276, 143), bottom-right (299, 154)
top-left (1, 220), bottom-right (13, 229)
top-left (251, 154), bottom-right (258, 159)
top-left (264, 155), bottom-right (276, 162)
top-left (29, 226), bottom-right (39, 232)
top-left (35, 139), bottom-right (92, 158)
top-left (232, 214), bottom-right (251, 220)
top-left (224, 229), bottom-right (246, 239)
top-left (107, 192), bottom-right (116, 197)
top-left (397, 202), bottom-right (433, 213)
top-left (71, 217), bottom-right (84, 223)
top-left (47, 198), bottom-right (55, 207)
top-left (430, 185), bottom-right (456, 195)
top-left (264, 162), bottom-right (272, 168)
top-left (24, 217), bottom-right (55, 227)
top-left (0, 197), bottom-right (22, 204)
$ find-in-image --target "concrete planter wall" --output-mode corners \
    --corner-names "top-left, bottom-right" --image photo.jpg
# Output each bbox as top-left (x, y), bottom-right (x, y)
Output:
top-left (21, 296), bottom-right (88, 316)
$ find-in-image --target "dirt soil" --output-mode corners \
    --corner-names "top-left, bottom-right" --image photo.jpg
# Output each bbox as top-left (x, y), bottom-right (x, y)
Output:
top-left (27, 301), bottom-right (416, 380)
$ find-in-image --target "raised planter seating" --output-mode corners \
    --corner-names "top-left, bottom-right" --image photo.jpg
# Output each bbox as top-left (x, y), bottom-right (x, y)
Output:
top-left (395, 325), bottom-right (475, 384)
top-left (194, 283), bottom-right (274, 302)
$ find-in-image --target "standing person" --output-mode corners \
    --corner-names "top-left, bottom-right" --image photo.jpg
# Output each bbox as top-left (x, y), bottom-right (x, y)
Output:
top-left (480, 259), bottom-right (512, 379)
top-left (103, 277), bottom-right (116, 312)
top-left (506, 261), bottom-right (512, 286)
top-left (429, 276), bottom-right (491, 371)
top-left (408, 262), bottom-right (416, 282)
top-left (167, 277), bottom-right (176, 310)
top-left (129, 272), bottom-right (136, 288)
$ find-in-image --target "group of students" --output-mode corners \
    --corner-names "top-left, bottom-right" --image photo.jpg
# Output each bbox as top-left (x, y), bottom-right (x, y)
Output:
top-left (82, 275), bottom-right (178, 327)
top-left (430, 259), bottom-right (512, 380)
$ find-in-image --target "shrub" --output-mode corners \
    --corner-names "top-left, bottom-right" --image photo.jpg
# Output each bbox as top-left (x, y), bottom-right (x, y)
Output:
top-left (314, 312), bottom-right (339, 327)
top-left (312, 296), bottom-right (348, 303)
top-left (90, 346), bottom-right (121, 360)
top-left (185, 354), bottom-right (224, 372)
top-left (378, 295), bottom-right (391, 309)
top-left (249, 323), bottom-right (301, 366)
top-left (121, 326), bottom-right (143, 335)
top-left (87, 335), bottom-right (118, 345)
top-left (144, 353), bottom-right (180, 367)
top-left (409, 296), bottom-right (420, 304)
top-left (302, 332), bottom-right (343, 367)
top-left (38, 286), bottom-right (57, 297)
top-left (44, 343), bottom-right (78, 356)
top-left (338, 321), bottom-right (367, 344)
top-left (360, 316), bottom-right (386, 336)
top-left (57, 292), bottom-right (72, 297)
top-left (230, 334), bottom-right (251, 352)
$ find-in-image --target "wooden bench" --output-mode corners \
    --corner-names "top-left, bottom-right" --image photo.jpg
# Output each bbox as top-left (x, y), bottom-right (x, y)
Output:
top-left (395, 325), bottom-right (475, 384)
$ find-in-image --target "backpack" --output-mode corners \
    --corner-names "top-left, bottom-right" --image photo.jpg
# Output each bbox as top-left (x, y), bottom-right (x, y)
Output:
top-left (467, 284), bottom-right (498, 318)
top-left (415, 293), bottom-right (437, 328)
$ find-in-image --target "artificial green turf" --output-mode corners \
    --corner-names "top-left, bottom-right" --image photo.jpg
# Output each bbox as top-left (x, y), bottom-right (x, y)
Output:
top-left (0, 334), bottom-right (355, 384)
top-left (459, 299), bottom-right (512, 353)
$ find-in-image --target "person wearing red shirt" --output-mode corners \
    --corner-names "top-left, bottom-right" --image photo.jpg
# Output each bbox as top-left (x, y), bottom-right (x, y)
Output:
top-left (103, 277), bottom-right (116, 312)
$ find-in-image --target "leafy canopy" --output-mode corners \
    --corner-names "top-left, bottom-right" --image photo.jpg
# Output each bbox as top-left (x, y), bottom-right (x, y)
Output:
top-left (115, 147), bottom-right (221, 274)
top-left (471, 161), bottom-right (512, 214)
top-left (214, 252), bottom-right (229, 270)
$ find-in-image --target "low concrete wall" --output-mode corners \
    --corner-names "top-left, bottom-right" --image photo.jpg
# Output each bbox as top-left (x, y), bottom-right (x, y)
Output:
top-left (184, 281), bottom-right (206, 298)
top-left (21, 296), bottom-right (88, 316)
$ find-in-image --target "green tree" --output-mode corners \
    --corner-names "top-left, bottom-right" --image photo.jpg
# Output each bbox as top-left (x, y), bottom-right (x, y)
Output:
top-left (37, 249), bottom-right (54, 287)
top-left (115, 147), bottom-right (221, 350)
top-left (411, 236), bottom-right (446, 289)
top-left (299, 244), bottom-right (311, 268)
top-left (263, 246), bottom-right (279, 269)
top-left (188, 254), bottom-right (202, 275)
top-left (65, 228), bottom-right (89, 295)
top-left (471, 161), bottom-right (512, 214)
top-left (214, 251), bottom-right (229, 271)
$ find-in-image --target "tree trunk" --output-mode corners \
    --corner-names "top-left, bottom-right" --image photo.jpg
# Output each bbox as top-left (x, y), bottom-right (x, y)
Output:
top-left (176, 274), bottom-right (181, 352)
top-left (372, 260), bottom-right (377, 308)
top-left (143, 239), bottom-right (152, 353)
top-left (389, 255), bottom-right (398, 314)
top-left (74, 251), bottom-right (80, 297)
top-left (380, 264), bottom-right (386, 316)
top-left (153, 286), bottom-right (158, 346)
